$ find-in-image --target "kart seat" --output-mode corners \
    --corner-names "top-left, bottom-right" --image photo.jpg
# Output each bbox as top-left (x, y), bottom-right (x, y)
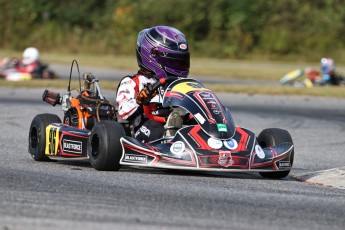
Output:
top-left (164, 111), bottom-right (183, 137)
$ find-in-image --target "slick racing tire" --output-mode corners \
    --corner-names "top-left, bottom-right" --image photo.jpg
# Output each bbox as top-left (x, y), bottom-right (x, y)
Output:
top-left (87, 121), bottom-right (125, 171)
top-left (257, 128), bottom-right (294, 179)
top-left (28, 113), bottom-right (61, 161)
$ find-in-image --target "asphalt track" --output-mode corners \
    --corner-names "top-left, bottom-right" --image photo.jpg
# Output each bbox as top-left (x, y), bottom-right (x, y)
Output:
top-left (1, 80), bottom-right (345, 229)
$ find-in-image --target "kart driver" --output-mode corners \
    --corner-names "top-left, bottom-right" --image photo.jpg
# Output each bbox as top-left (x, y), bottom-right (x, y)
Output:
top-left (319, 57), bottom-right (344, 85)
top-left (17, 47), bottom-right (43, 78)
top-left (116, 26), bottom-right (190, 143)
top-left (0, 47), bottom-right (49, 79)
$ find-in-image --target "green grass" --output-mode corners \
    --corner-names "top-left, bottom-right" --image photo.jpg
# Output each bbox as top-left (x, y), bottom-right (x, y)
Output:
top-left (1, 49), bottom-right (345, 98)
top-left (1, 79), bottom-right (344, 98)
top-left (0, 49), bottom-right (318, 81)
top-left (209, 84), bottom-right (345, 98)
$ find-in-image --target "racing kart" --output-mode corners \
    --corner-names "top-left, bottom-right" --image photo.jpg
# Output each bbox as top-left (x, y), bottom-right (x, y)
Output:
top-left (0, 57), bottom-right (56, 81)
top-left (279, 68), bottom-right (345, 87)
top-left (28, 63), bottom-right (294, 179)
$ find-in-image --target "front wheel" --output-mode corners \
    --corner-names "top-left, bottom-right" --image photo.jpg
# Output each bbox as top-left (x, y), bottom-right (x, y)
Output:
top-left (28, 113), bottom-right (61, 161)
top-left (87, 121), bottom-right (125, 171)
top-left (257, 128), bottom-right (294, 179)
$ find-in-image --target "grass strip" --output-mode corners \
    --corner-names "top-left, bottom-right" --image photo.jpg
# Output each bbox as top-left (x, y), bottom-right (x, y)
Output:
top-left (1, 79), bottom-right (344, 98)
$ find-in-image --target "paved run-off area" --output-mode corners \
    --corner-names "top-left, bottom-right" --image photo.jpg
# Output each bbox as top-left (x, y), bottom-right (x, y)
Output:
top-left (0, 87), bottom-right (345, 230)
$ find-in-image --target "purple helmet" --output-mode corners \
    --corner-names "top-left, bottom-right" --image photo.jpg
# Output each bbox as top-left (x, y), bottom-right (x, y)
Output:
top-left (136, 26), bottom-right (190, 79)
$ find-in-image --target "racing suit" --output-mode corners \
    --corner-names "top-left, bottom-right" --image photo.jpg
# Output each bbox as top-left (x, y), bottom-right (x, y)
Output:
top-left (17, 61), bottom-right (43, 78)
top-left (116, 71), bottom-right (165, 142)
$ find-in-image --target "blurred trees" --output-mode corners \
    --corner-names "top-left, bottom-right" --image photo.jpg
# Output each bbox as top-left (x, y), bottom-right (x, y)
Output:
top-left (1, 0), bottom-right (345, 61)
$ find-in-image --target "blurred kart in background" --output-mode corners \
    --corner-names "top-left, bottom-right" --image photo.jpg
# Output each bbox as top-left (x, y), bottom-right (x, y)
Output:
top-left (279, 67), bottom-right (345, 87)
top-left (0, 57), bottom-right (57, 81)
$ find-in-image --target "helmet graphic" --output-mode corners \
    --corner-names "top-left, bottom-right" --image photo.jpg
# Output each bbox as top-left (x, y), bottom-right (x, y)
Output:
top-left (320, 57), bottom-right (335, 74)
top-left (22, 47), bottom-right (39, 65)
top-left (136, 26), bottom-right (190, 79)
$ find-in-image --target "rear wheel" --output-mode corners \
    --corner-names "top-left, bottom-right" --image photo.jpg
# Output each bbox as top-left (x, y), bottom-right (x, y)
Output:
top-left (257, 128), bottom-right (294, 179)
top-left (87, 121), bottom-right (125, 171)
top-left (42, 70), bottom-right (55, 79)
top-left (28, 113), bottom-right (61, 161)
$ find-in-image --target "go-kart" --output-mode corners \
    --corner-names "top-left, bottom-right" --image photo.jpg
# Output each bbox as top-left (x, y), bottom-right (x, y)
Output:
top-left (279, 68), bottom-right (345, 87)
top-left (0, 57), bottom-right (56, 81)
top-left (279, 68), bottom-right (317, 88)
top-left (28, 61), bottom-right (294, 179)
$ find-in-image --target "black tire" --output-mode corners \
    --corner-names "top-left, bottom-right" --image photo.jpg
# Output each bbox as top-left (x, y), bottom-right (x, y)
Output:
top-left (87, 120), bottom-right (125, 171)
top-left (28, 113), bottom-right (61, 161)
top-left (257, 128), bottom-right (294, 179)
top-left (42, 70), bottom-right (55, 79)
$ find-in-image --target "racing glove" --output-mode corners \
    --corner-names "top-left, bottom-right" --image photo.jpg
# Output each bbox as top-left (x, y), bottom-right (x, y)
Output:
top-left (136, 83), bottom-right (157, 106)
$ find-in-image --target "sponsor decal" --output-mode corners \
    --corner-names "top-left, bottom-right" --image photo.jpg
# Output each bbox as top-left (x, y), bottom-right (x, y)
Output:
top-left (170, 141), bottom-right (185, 155)
top-left (152, 110), bottom-right (159, 115)
top-left (120, 79), bottom-right (132, 85)
top-left (212, 109), bottom-right (220, 114)
top-left (140, 125), bottom-right (151, 137)
top-left (124, 154), bottom-right (148, 163)
top-left (179, 43), bottom-right (187, 50)
top-left (255, 145), bottom-right (265, 159)
top-left (223, 139), bottom-right (238, 150)
top-left (278, 161), bottom-right (290, 168)
top-left (207, 137), bottom-right (223, 149)
top-left (63, 139), bottom-right (82, 154)
top-left (187, 82), bottom-right (203, 89)
top-left (200, 93), bottom-right (214, 100)
top-left (194, 113), bottom-right (205, 124)
top-left (218, 150), bottom-right (234, 167)
top-left (217, 124), bottom-right (228, 132)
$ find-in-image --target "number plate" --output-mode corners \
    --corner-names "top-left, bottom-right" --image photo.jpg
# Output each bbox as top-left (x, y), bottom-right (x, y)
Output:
top-left (45, 125), bottom-right (60, 155)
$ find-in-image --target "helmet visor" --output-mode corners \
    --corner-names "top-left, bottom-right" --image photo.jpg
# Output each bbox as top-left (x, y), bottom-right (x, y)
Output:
top-left (155, 51), bottom-right (190, 71)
